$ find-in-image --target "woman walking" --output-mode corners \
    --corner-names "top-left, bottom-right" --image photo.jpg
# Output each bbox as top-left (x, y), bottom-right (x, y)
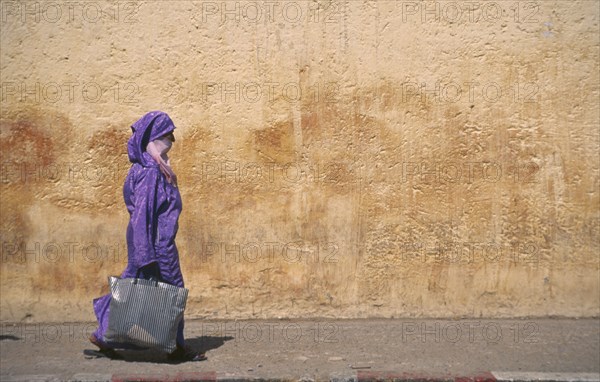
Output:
top-left (88, 111), bottom-right (205, 362)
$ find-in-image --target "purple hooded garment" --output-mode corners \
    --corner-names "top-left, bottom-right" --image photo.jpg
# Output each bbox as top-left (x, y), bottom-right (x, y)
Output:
top-left (92, 111), bottom-right (185, 349)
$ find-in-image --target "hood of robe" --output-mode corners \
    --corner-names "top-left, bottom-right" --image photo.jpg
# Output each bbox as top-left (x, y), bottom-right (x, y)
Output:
top-left (127, 111), bottom-right (176, 167)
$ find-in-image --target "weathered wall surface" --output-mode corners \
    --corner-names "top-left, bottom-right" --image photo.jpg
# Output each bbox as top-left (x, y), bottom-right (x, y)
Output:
top-left (0, 1), bottom-right (598, 322)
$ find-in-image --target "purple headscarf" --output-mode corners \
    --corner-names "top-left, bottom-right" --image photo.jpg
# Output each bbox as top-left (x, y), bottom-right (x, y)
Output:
top-left (127, 111), bottom-right (175, 165)
top-left (127, 111), bottom-right (177, 186)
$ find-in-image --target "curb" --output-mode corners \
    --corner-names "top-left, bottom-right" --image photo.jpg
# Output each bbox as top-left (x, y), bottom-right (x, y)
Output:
top-left (0, 372), bottom-right (598, 382)
top-left (492, 373), bottom-right (600, 382)
top-left (355, 371), bottom-right (497, 382)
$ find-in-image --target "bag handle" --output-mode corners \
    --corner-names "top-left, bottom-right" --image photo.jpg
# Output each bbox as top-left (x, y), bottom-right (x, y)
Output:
top-left (134, 262), bottom-right (161, 287)
top-left (133, 275), bottom-right (159, 287)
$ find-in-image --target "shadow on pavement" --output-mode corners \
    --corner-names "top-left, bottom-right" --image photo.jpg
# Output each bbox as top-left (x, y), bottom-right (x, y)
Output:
top-left (0, 335), bottom-right (20, 341)
top-left (86, 336), bottom-right (234, 364)
top-left (186, 335), bottom-right (234, 354)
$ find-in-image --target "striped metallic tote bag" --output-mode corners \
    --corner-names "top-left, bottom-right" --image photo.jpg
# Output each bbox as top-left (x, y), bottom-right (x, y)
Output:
top-left (104, 276), bottom-right (188, 353)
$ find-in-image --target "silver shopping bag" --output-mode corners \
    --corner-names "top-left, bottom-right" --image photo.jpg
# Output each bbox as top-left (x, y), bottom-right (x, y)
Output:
top-left (104, 276), bottom-right (188, 353)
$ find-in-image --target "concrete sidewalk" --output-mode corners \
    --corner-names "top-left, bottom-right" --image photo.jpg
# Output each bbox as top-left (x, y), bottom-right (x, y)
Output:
top-left (1, 318), bottom-right (599, 382)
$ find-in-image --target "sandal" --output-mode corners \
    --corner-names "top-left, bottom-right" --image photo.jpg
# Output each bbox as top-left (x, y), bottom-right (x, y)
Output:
top-left (167, 345), bottom-right (207, 362)
top-left (86, 335), bottom-right (123, 360)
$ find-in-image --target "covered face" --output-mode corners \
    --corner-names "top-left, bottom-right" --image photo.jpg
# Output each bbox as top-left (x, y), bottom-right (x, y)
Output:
top-left (127, 111), bottom-right (176, 167)
top-left (150, 134), bottom-right (173, 156)
top-left (127, 111), bottom-right (178, 187)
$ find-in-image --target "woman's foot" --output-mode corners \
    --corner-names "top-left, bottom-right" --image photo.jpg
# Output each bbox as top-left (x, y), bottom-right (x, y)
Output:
top-left (167, 345), bottom-right (207, 362)
top-left (87, 335), bottom-right (123, 360)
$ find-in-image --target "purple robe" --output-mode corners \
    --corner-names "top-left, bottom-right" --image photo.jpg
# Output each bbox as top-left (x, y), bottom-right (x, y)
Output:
top-left (92, 111), bottom-right (185, 349)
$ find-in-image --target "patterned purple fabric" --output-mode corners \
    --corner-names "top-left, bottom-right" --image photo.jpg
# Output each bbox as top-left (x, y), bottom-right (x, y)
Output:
top-left (92, 111), bottom-right (185, 350)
